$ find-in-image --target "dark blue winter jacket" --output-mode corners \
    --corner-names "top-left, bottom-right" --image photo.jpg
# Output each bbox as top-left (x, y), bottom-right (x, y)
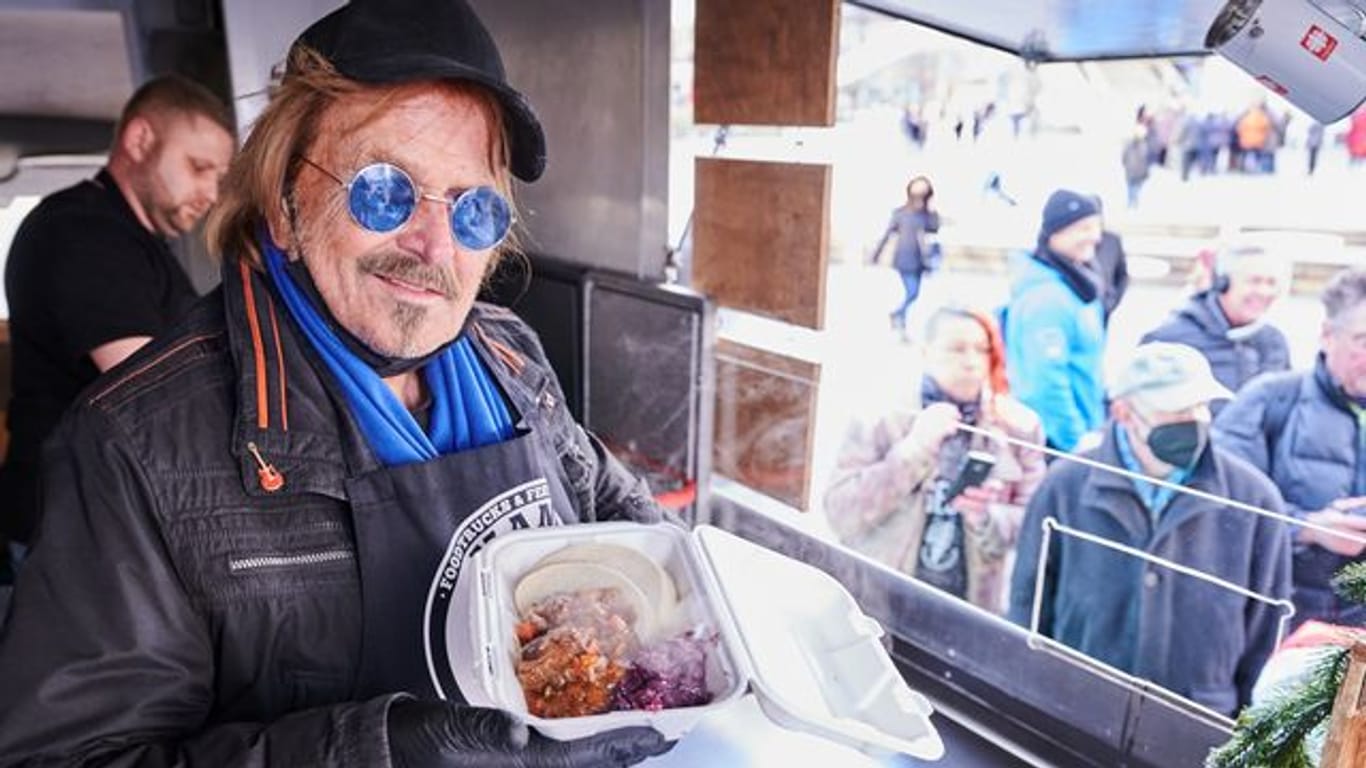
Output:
top-left (1008, 427), bottom-right (1293, 715)
top-left (1213, 357), bottom-right (1366, 625)
top-left (1141, 290), bottom-right (1290, 412)
top-left (874, 208), bottom-right (940, 274)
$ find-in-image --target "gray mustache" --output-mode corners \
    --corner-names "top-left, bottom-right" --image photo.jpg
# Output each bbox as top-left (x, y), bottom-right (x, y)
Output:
top-left (359, 253), bottom-right (457, 298)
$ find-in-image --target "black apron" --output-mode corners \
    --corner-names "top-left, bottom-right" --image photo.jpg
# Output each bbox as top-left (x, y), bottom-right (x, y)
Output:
top-left (346, 428), bottom-right (575, 700)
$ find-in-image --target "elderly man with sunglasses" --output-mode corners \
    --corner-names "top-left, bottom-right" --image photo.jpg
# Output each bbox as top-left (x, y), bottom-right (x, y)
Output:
top-left (0, 2), bottom-right (673, 766)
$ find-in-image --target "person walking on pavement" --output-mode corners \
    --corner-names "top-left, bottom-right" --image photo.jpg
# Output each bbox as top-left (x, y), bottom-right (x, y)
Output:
top-left (872, 175), bottom-right (941, 340)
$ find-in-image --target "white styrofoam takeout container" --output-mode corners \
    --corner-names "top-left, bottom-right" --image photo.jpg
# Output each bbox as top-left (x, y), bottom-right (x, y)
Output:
top-left (448, 522), bottom-right (945, 760)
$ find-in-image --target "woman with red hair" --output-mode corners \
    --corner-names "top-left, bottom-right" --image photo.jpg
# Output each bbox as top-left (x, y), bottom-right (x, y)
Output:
top-left (825, 305), bottom-right (1046, 613)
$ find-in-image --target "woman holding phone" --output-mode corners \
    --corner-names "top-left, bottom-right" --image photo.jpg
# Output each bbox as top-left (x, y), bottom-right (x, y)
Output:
top-left (825, 305), bottom-right (1046, 613)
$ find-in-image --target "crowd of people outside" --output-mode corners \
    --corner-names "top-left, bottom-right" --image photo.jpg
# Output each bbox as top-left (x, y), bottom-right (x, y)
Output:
top-left (1125, 100), bottom-right (1366, 202)
top-left (828, 175), bottom-right (1366, 716)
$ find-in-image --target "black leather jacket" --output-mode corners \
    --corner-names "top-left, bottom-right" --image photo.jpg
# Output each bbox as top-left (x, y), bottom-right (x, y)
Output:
top-left (0, 258), bottom-right (663, 766)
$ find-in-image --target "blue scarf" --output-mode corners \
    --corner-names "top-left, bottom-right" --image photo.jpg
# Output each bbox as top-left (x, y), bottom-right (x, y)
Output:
top-left (262, 238), bottom-right (515, 465)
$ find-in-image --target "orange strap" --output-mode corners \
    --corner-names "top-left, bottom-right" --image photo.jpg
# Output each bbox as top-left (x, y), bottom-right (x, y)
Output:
top-left (266, 297), bottom-right (289, 431)
top-left (239, 261), bottom-right (269, 430)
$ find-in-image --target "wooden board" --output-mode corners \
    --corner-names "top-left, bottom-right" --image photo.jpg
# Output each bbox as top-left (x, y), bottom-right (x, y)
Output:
top-left (693, 0), bottom-right (839, 126)
top-left (1322, 643), bottom-right (1366, 768)
top-left (692, 157), bottom-right (830, 330)
top-left (713, 340), bottom-right (820, 510)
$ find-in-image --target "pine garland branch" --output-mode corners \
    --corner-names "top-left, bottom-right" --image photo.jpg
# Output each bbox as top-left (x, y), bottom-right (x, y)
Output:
top-left (1206, 648), bottom-right (1349, 768)
top-left (1330, 562), bottom-right (1366, 606)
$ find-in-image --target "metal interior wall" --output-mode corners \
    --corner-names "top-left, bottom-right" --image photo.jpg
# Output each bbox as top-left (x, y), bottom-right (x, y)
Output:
top-left (220, 0), bottom-right (344, 136)
top-left (471, 0), bottom-right (671, 280)
top-left (584, 272), bottom-right (715, 521)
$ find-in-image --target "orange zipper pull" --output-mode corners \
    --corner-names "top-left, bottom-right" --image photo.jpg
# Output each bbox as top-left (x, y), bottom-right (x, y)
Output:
top-left (246, 441), bottom-right (285, 492)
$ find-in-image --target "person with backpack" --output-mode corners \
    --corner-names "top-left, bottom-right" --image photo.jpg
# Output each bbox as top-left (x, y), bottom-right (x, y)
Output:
top-left (1214, 267), bottom-right (1366, 628)
top-left (872, 175), bottom-right (941, 339)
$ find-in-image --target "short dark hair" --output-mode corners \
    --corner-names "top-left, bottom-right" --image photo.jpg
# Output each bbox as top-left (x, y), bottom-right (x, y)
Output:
top-left (1322, 267), bottom-right (1366, 325)
top-left (114, 74), bottom-right (235, 142)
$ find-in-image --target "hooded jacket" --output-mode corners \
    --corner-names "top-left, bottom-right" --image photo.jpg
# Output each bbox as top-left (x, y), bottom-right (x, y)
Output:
top-left (1142, 290), bottom-right (1290, 408)
top-left (0, 257), bottom-right (664, 766)
top-left (1008, 427), bottom-right (1292, 715)
top-left (1003, 252), bottom-right (1106, 451)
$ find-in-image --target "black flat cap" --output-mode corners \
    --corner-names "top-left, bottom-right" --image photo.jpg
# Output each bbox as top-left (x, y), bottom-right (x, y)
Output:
top-left (294, 0), bottom-right (546, 182)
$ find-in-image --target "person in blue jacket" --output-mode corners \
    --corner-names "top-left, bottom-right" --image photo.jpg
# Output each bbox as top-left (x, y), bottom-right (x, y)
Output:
top-left (1004, 189), bottom-right (1107, 451)
top-left (1214, 267), bottom-right (1366, 628)
top-left (1010, 342), bottom-right (1293, 716)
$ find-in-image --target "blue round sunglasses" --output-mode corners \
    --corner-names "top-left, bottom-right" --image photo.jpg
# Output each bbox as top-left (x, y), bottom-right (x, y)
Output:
top-left (300, 157), bottom-right (513, 251)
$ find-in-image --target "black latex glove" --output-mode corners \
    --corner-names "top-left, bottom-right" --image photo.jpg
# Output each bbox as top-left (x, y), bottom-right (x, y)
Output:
top-left (387, 700), bottom-right (675, 768)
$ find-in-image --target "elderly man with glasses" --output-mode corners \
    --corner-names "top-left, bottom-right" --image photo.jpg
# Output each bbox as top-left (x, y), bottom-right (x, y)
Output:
top-left (0, 2), bottom-right (673, 765)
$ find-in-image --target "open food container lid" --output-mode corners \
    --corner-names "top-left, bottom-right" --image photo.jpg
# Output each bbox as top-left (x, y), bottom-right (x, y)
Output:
top-left (692, 525), bottom-right (945, 760)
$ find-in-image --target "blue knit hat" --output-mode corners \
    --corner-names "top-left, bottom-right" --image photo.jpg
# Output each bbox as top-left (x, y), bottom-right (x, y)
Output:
top-left (1040, 189), bottom-right (1100, 240)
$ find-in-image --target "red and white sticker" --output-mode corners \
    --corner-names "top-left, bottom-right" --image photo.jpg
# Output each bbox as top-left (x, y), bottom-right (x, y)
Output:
top-left (1256, 74), bottom-right (1289, 96)
top-left (1301, 25), bottom-right (1339, 61)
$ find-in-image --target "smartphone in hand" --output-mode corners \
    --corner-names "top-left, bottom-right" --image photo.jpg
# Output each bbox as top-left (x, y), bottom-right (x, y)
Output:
top-left (942, 450), bottom-right (997, 503)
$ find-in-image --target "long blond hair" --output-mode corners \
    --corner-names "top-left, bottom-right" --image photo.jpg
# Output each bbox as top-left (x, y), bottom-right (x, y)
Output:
top-left (205, 46), bottom-right (518, 271)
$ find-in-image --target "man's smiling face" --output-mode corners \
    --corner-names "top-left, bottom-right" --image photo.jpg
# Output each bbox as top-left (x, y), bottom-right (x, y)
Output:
top-left (290, 85), bottom-right (504, 359)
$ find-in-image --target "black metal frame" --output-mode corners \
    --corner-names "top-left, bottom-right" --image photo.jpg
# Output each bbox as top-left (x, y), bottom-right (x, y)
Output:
top-left (847, 0), bottom-right (1212, 63)
top-left (483, 255), bottom-right (715, 518)
top-left (582, 271), bottom-right (715, 520)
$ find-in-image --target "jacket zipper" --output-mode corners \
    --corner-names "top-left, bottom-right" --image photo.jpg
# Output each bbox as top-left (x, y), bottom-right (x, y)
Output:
top-left (229, 549), bottom-right (354, 573)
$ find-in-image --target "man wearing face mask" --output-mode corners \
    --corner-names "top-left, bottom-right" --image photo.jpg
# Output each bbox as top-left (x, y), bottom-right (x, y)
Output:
top-left (1215, 267), bottom-right (1366, 629)
top-left (1142, 240), bottom-right (1291, 413)
top-left (0, 2), bottom-right (673, 765)
top-left (1009, 342), bottom-right (1292, 715)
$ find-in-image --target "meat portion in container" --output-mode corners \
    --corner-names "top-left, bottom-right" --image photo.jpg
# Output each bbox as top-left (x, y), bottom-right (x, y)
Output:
top-left (518, 625), bottom-right (629, 718)
top-left (515, 587), bottom-right (639, 718)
